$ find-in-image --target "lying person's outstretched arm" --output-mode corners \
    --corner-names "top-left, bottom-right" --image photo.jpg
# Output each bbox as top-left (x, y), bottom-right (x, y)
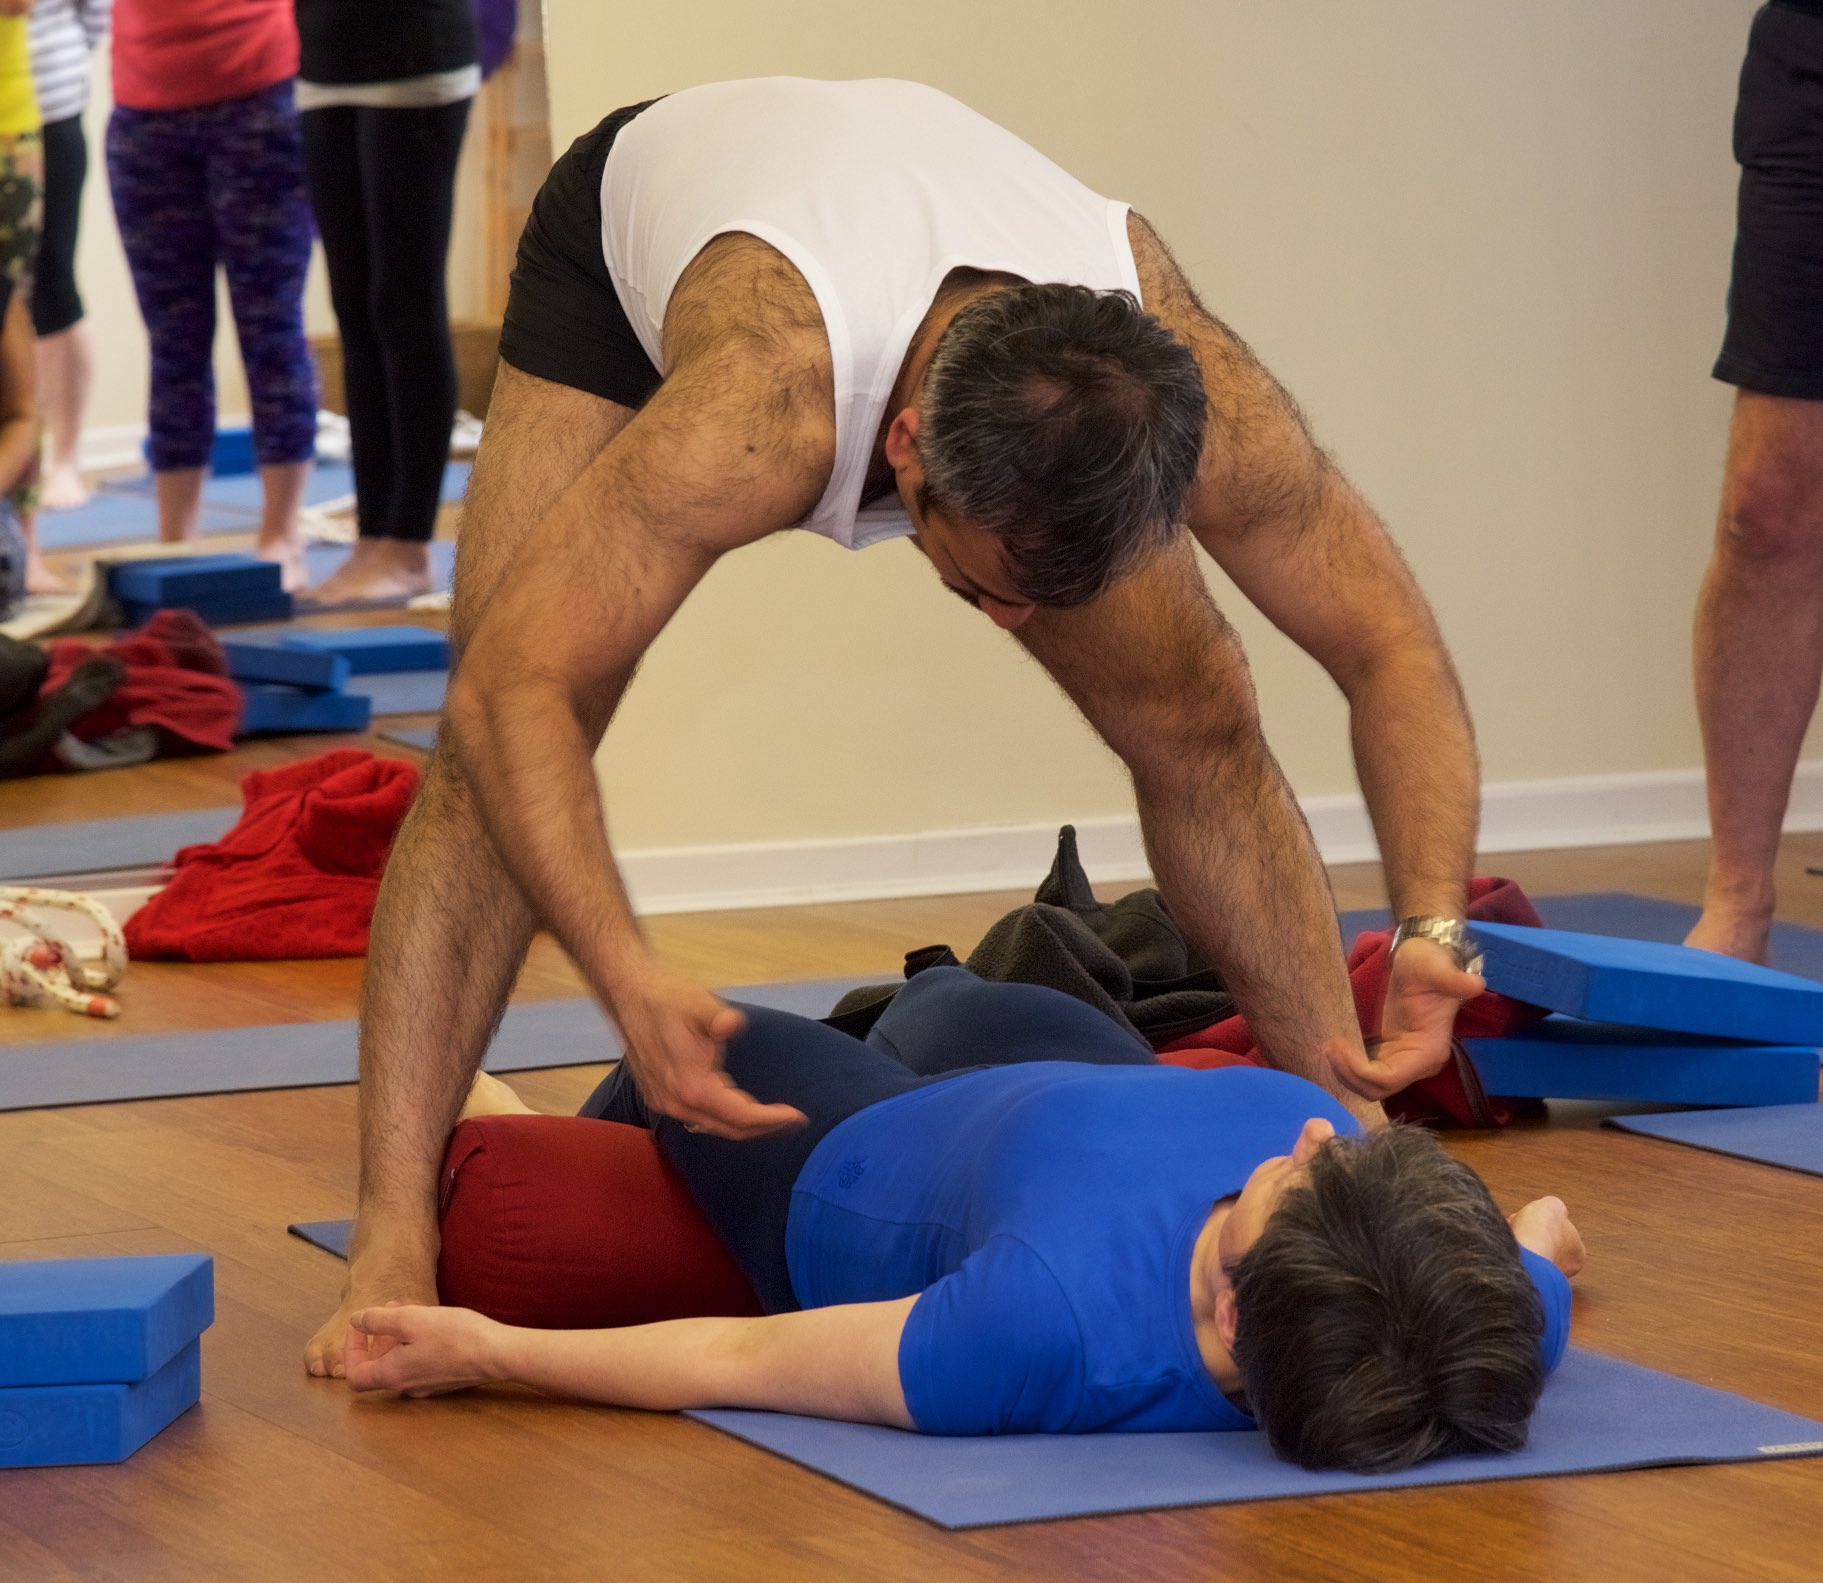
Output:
top-left (343, 1298), bottom-right (919, 1428)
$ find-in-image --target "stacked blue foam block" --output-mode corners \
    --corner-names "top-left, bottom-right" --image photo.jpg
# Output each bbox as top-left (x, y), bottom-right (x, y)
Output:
top-left (0, 1254), bottom-right (212, 1468)
top-left (225, 625), bottom-right (449, 735)
top-left (109, 555), bottom-right (294, 629)
top-left (1461, 923), bottom-right (1823, 1108)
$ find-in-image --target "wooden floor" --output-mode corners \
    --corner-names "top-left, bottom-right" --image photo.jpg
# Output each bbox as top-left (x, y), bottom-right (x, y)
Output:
top-left (5, 707), bottom-right (1823, 1579)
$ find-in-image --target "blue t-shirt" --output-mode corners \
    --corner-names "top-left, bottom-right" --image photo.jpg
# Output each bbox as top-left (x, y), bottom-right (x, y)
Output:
top-left (785, 1063), bottom-right (1571, 1435)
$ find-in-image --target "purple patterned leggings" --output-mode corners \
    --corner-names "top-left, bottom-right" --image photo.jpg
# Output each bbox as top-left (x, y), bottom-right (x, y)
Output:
top-left (106, 81), bottom-right (317, 472)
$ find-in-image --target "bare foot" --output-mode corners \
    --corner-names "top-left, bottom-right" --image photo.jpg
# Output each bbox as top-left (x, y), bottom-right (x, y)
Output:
top-left (40, 463), bottom-right (90, 512)
top-left (459, 1070), bottom-right (536, 1122)
top-left (1684, 909), bottom-right (1771, 966)
top-left (24, 553), bottom-right (68, 596)
top-left (300, 539), bottom-right (434, 607)
top-left (305, 1230), bottom-right (440, 1380)
top-left (256, 535), bottom-right (308, 593)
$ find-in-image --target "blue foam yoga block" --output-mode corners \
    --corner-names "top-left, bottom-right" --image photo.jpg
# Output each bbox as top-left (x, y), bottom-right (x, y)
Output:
top-left (0, 1339), bottom-right (202, 1468)
top-left (279, 625), bottom-right (448, 674)
top-left (1469, 921), bottom-right (1823, 1045)
top-left (0, 1254), bottom-right (213, 1387)
top-left (120, 590), bottom-right (296, 629)
top-left (237, 682), bottom-right (372, 735)
top-left (1465, 1015), bottom-right (1822, 1107)
top-left (110, 554), bottom-right (282, 605)
top-left (220, 640), bottom-right (352, 693)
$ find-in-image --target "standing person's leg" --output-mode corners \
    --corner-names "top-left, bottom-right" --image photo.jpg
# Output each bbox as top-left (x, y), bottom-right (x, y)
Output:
top-left (1689, 393), bottom-right (1823, 961)
top-left (34, 113), bottom-right (90, 512)
top-left (1689, 3), bottom-right (1823, 962)
top-left (205, 84), bottom-right (315, 588)
top-left (105, 104), bottom-right (214, 543)
top-left (306, 99), bottom-right (470, 605)
top-left (304, 105), bottom-right (664, 1379)
top-left (298, 102), bottom-right (391, 601)
top-left (0, 130), bottom-right (47, 590)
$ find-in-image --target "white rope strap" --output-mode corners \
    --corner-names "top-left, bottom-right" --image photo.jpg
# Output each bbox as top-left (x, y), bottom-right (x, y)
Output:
top-left (0, 885), bottom-right (126, 1018)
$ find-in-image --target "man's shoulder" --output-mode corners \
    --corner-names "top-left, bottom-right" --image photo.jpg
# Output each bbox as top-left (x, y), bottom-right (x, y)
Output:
top-left (664, 231), bottom-right (832, 370)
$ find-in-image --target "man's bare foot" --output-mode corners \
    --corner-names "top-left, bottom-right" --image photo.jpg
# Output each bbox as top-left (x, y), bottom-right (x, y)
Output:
top-left (24, 553), bottom-right (68, 596)
top-left (305, 1231), bottom-right (440, 1379)
top-left (459, 1070), bottom-right (537, 1121)
top-left (1685, 907), bottom-right (1772, 966)
top-left (40, 463), bottom-right (90, 512)
top-left (300, 539), bottom-right (434, 607)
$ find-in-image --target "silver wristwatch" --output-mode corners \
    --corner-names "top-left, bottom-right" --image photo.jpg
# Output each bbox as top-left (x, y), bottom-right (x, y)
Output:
top-left (1390, 915), bottom-right (1484, 975)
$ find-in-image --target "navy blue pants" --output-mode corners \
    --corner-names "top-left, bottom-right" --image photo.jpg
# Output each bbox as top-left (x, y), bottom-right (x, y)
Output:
top-left (580, 967), bottom-right (1153, 1312)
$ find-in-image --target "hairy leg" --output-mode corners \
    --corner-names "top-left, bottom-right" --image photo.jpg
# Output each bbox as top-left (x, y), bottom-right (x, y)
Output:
top-left (1689, 391), bottom-right (1823, 963)
top-left (304, 363), bottom-right (636, 1376)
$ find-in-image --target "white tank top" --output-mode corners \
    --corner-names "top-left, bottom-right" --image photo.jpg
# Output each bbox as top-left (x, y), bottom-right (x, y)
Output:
top-left (599, 77), bottom-right (1142, 549)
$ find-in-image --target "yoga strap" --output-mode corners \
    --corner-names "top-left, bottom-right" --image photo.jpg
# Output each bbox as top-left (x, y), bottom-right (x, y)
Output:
top-left (0, 886), bottom-right (127, 1018)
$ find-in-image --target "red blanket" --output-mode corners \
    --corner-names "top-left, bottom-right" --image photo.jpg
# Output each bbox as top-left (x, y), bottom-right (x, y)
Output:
top-left (125, 748), bottom-right (420, 961)
top-left (1156, 876), bottom-right (1549, 1126)
top-left (42, 609), bottom-right (240, 759)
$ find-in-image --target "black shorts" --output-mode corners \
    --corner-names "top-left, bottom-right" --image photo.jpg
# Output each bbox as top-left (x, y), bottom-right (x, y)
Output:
top-left (1715, 1), bottom-right (1823, 398)
top-left (497, 99), bottom-right (665, 409)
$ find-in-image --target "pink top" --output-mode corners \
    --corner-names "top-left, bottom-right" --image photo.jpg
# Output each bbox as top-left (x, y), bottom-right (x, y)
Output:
top-left (112, 0), bottom-right (298, 112)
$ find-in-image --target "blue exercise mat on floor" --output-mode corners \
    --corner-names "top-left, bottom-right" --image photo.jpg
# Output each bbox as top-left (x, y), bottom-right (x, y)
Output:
top-left (0, 806), bottom-right (238, 881)
top-left (687, 1349), bottom-right (1823, 1528)
top-left (104, 459), bottom-right (472, 513)
top-left (0, 976), bottom-right (881, 1111)
top-left (378, 726), bottom-right (437, 752)
top-left (288, 1221), bottom-right (350, 1258)
top-left (1606, 1104), bottom-right (1823, 1177)
top-left (349, 668), bottom-right (446, 715)
top-left (34, 494), bottom-right (257, 551)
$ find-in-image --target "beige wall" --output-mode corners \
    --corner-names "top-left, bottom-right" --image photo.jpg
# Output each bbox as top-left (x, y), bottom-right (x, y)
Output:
top-left (556, 3), bottom-right (1749, 851)
top-left (76, 40), bottom-right (492, 438)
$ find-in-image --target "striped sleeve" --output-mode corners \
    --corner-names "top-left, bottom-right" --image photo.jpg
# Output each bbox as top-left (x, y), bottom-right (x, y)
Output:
top-left (27, 0), bottom-right (103, 125)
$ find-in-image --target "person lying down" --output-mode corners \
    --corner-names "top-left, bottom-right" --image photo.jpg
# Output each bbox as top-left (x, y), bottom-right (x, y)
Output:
top-left (342, 969), bottom-right (1583, 1472)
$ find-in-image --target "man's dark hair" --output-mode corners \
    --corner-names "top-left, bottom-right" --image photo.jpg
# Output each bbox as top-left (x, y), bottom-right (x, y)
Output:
top-left (1229, 1124), bottom-right (1546, 1473)
top-left (917, 283), bottom-right (1206, 606)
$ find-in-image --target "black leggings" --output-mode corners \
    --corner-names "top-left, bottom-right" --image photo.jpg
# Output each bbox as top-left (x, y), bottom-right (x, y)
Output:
top-left (579, 967), bottom-right (1154, 1312)
top-left (34, 115), bottom-right (86, 338)
top-left (301, 99), bottom-right (470, 543)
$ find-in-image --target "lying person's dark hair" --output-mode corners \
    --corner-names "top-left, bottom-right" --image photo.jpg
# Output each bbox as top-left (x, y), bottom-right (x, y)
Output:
top-left (1229, 1124), bottom-right (1547, 1472)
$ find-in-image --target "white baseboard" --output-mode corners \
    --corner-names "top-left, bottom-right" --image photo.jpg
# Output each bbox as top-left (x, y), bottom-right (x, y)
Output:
top-left (619, 761), bottom-right (1823, 917)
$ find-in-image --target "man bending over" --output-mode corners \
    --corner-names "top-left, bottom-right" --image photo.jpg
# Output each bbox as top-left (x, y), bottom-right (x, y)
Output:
top-left (311, 78), bottom-right (1491, 1374)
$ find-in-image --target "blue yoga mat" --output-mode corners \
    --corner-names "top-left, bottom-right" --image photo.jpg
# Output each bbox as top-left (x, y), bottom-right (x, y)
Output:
top-left (349, 668), bottom-right (445, 715)
top-left (0, 807), bottom-right (239, 881)
top-left (289, 1221), bottom-right (350, 1258)
top-left (378, 726), bottom-right (438, 752)
top-left (104, 460), bottom-right (472, 513)
top-left (1606, 1104), bottom-right (1823, 1177)
top-left (687, 1349), bottom-right (1823, 1528)
top-left (35, 495), bottom-right (258, 552)
top-left (0, 975), bottom-right (880, 1111)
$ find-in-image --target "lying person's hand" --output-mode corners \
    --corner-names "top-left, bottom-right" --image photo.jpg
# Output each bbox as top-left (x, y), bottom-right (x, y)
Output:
top-left (1509, 1195), bottom-right (1586, 1278)
top-left (344, 1302), bottom-right (505, 1397)
top-left (1339, 935), bottom-right (1486, 1100)
top-left (613, 966), bottom-right (807, 1140)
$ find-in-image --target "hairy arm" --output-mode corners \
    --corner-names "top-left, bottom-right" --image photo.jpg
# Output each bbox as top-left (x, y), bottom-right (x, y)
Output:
top-left (345, 1299), bottom-right (918, 1428)
top-left (1016, 537), bottom-right (1372, 1116)
top-left (1133, 216), bottom-right (1483, 1098)
top-left (444, 243), bottom-right (837, 1136)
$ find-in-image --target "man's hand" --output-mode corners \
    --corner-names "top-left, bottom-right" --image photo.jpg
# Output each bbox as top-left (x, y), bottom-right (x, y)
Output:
top-left (1509, 1195), bottom-right (1586, 1278)
top-left (345, 1302), bottom-right (506, 1398)
top-left (613, 966), bottom-right (807, 1139)
top-left (1331, 936), bottom-right (1484, 1100)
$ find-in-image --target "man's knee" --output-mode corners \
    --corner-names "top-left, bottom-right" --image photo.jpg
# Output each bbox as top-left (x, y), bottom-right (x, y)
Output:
top-left (1719, 395), bottom-right (1823, 566)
